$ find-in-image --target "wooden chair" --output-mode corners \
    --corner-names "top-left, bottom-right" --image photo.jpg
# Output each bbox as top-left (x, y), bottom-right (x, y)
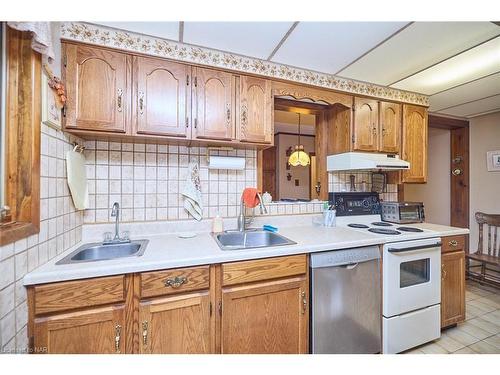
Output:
top-left (466, 212), bottom-right (500, 288)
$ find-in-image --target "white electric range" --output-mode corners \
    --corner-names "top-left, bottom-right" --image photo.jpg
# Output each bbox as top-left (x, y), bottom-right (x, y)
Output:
top-left (331, 193), bottom-right (442, 354)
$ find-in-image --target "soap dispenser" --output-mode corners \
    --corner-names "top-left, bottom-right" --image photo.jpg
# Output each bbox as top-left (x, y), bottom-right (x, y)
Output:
top-left (212, 211), bottom-right (224, 233)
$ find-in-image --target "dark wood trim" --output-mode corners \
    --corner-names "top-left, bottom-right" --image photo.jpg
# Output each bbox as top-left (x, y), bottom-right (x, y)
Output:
top-left (0, 27), bottom-right (41, 246)
top-left (274, 98), bottom-right (326, 114)
top-left (274, 131), bottom-right (315, 138)
top-left (429, 114), bottom-right (469, 129)
top-left (450, 126), bottom-right (469, 229)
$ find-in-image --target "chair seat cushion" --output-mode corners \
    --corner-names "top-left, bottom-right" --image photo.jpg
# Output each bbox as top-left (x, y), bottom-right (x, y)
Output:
top-left (466, 252), bottom-right (500, 265)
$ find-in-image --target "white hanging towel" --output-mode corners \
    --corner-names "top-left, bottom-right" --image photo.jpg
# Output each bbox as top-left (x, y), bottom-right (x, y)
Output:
top-left (66, 147), bottom-right (88, 210)
top-left (182, 162), bottom-right (203, 221)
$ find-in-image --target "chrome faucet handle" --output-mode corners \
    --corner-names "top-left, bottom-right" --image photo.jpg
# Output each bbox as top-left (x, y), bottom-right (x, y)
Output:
top-left (257, 193), bottom-right (267, 215)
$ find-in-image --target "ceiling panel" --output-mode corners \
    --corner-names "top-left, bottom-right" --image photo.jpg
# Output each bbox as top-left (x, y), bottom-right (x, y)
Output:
top-left (183, 22), bottom-right (293, 59)
top-left (437, 94), bottom-right (500, 118)
top-left (94, 22), bottom-right (179, 41)
top-left (271, 22), bottom-right (407, 74)
top-left (338, 22), bottom-right (500, 85)
top-left (392, 36), bottom-right (500, 95)
top-left (429, 72), bottom-right (500, 111)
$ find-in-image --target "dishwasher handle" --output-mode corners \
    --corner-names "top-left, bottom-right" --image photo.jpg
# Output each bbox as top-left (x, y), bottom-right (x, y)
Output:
top-left (310, 246), bottom-right (380, 269)
top-left (340, 263), bottom-right (359, 270)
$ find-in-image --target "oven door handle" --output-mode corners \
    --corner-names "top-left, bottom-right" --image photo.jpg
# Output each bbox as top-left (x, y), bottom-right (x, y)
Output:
top-left (388, 243), bottom-right (441, 253)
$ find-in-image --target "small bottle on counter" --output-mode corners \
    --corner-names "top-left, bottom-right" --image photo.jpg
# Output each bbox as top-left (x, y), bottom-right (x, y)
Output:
top-left (212, 211), bottom-right (224, 233)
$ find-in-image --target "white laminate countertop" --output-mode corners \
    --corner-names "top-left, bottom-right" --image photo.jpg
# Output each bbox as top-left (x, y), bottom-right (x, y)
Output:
top-left (23, 216), bottom-right (469, 286)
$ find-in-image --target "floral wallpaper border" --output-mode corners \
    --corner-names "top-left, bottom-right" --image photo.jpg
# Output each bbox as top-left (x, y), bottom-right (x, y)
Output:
top-left (60, 22), bottom-right (429, 106)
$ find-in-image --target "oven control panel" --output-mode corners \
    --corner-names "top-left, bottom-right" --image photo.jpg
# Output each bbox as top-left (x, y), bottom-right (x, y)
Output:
top-left (329, 192), bottom-right (381, 216)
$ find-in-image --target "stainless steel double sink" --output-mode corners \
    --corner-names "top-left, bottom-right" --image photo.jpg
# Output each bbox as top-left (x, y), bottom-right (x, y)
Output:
top-left (213, 230), bottom-right (296, 251)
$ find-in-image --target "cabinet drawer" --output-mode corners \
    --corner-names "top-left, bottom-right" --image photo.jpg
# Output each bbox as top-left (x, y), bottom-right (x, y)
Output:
top-left (34, 275), bottom-right (126, 315)
top-left (441, 235), bottom-right (465, 253)
top-left (222, 255), bottom-right (307, 287)
top-left (140, 266), bottom-right (210, 298)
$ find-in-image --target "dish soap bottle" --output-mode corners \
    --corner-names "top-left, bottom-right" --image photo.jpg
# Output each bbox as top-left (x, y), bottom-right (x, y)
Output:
top-left (212, 211), bottom-right (224, 233)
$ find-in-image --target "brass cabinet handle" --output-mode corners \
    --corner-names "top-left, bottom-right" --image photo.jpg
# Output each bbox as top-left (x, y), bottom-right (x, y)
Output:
top-left (226, 104), bottom-right (231, 126)
top-left (142, 321), bottom-right (148, 346)
top-left (372, 125), bottom-right (377, 135)
top-left (441, 264), bottom-right (447, 280)
top-left (449, 240), bottom-right (458, 247)
top-left (382, 127), bottom-right (386, 136)
top-left (185, 117), bottom-right (189, 128)
top-left (241, 105), bottom-right (248, 126)
top-left (117, 88), bottom-right (123, 112)
top-left (164, 276), bottom-right (188, 288)
top-left (301, 291), bottom-right (307, 315)
top-left (139, 91), bottom-right (144, 115)
top-left (115, 324), bottom-right (122, 353)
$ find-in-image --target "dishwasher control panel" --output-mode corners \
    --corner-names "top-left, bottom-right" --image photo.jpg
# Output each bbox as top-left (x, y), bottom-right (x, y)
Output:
top-left (310, 246), bottom-right (380, 268)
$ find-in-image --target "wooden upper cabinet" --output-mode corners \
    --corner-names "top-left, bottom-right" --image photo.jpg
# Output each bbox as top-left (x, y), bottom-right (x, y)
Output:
top-left (402, 104), bottom-right (428, 183)
top-left (441, 249), bottom-right (466, 328)
top-left (34, 304), bottom-right (126, 354)
top-left (193, 67), bottom-right (235, 140)
top-left (221, 276), bottom-right (308, 354)
top-left (134, 56), bottom-right (190, 138)
top-left (379, 101), bottom-right (401, 154)
top-left (139, 292), bottom-right (212, 354)
top-left (64, 43), bottom-right (130, 133)
top-left (353, 98), bottom-right (379, 152)
top-left (238, 76), bottom-right (273, 144)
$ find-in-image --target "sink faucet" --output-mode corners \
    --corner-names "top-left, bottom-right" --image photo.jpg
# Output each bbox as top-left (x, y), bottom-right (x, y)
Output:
top-left (237, 192), bottom-right (268, 232)
top-left (108, 202), bottom-right (130, 243)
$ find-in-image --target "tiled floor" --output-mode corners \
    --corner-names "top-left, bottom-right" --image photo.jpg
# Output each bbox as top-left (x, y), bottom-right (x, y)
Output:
top-left (405, 281), bottom-right (500, 354)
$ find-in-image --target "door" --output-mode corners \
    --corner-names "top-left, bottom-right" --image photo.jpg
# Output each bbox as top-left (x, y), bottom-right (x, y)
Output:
top-left (194, 67), bottom-right (235, 140)
top-left (383, 238), bottom-right (441, 317)
top-left (402, 104), bottom-right (428, 183)
top-left (139, 291), bottom-right (212, 354)
top-left (134, 56), bottom-right (190, 137)
top-left (34, 305), bottom-right (125, 354)
top-left (379, 101), bottom-right (401, 154)
top-left (221, 277), bottom-right (308, 354)
top-left (353, 98), bottom-right (379, 152)
top-left (238, 76), bottom-right (273, 144)
top-left (64, 43), bottom-right (130, 133)
top-left (441, 251), bottom-right (465, 328)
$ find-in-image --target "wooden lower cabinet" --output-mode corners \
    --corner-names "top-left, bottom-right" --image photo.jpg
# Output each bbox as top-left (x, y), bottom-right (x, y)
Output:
top-left (139, 291), bottom-right (212, 354)
top-left (221, 276), bottom-right (308, 354)
top-left (28, 255), bottom-right (308, 354)
top-left (34, 304), bottom-right (126, 354)
top-left (441, 250), bottom-right (466, 328)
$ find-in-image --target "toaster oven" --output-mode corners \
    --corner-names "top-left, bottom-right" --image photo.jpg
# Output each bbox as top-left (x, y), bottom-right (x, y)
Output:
top-left (380, 202), bottom-right (425, 224)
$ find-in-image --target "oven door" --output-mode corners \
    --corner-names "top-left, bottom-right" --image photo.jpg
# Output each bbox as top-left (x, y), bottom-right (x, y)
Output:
top-left (383, 238), bottom-right (441, 317)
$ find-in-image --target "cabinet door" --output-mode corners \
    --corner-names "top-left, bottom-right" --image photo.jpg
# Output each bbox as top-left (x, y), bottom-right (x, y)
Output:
top-left (194, 67), bottom-right (235, 140)
top-left (353, 98), bottom-right (379, 152)
top-left (34, 305), bottom-right (126, 354)
top-left (402, 104), bottom-right (428, 183)
top-left (379, 101), bottom-right (401, 154)
top-left (64, 44), bottom-right (130, 133)
top-left (221, 277), bottom-right (308, 354)
top-left (441, 251), bottom-right (466, 328)
top-left (238, 76), bottom-right (273, 144)
top-left (139, 291), bottom-right (212, 354)
top-left (134, 56), bottom-right (190, 138)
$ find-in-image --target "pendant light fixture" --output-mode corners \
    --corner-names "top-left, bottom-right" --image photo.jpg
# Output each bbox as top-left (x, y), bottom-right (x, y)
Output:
top-left (288, 112), bottom-right (311, 167)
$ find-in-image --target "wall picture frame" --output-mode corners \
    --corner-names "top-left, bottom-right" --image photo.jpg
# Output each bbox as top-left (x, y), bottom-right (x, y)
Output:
top-left (41, 72), bottom-right (62, 130)
top-left (486, 150), bottom-right (500, 172)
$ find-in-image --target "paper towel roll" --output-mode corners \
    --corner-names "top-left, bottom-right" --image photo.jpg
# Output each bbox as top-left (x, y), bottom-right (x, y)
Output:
top-left (208, 156), bottom-right (246, 170)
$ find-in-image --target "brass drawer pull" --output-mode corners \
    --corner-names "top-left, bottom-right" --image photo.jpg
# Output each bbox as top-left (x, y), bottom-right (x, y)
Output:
top-left (115, 324), bottom-right (122, 353)
top-left (448, 240), bottom-right (458, 247)
top-left (164, 276), bottom-right (188, 288)
top-left (142, 321), bottom-right (148, 346)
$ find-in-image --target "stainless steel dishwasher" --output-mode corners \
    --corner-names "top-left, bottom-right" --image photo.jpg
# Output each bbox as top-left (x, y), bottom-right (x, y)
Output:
top-left (310, 246), bottom-right (381, 354)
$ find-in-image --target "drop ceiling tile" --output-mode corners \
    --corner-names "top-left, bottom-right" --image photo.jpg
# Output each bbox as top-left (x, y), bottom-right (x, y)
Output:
top-left (438, 94), bottom-right (500, 117)
top-left (94, 22), bottom-right (179, 41)
top-left (183, 22), bottom-right (294, 59)
top-left (338, 22), bottom-right (500, 85)
top-left (271, 22), bottom-right (407, 74)
top-left (392, 36), bottom-right (500, 95)
top-left (429, 72), bottom-right (500, 111)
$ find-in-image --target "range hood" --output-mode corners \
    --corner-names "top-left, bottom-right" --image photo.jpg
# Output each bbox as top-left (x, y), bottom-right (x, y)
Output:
top-left (327, 152), bottom-right (410, 171)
